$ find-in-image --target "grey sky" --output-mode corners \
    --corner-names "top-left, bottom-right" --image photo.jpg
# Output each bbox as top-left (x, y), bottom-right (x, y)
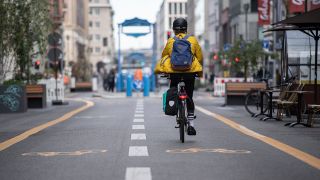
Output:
top-left (110, 0), bottom-right (163, 51)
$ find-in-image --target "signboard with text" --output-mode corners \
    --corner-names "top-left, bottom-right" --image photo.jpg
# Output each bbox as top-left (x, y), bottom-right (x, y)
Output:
top-left (258, 0), bottom-right (270, 25)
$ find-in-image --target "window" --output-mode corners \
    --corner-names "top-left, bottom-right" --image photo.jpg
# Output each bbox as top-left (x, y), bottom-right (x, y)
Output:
top-left (174, 3), bottom-right (177, 14)
top-left (169, 17), bottom-right (172, 28)
top-left (95, 0), bottom-right (99, 3)
top-left (185, 3), bottom-right (187, 14)
top-left (96, 34), bottom-right (101, 40)
top-left (169, 3), bottom-right (172, 14)
top-left (251, 0), bottom-right (258, 12)
top-left (89, 34), bottom-right (93, 40)
top-left (95, 47), bottom-right (101, 53)
top-left (180, 3), bottom-right (183, 14)
top-left (89, 7), bottom-right (93, 14)
top-left (103, 37), bottom-right (108, 47)
top-left (95, 8), bottom-right (100, 15)
top-left (89, 21), bottom-right (92, 27)
top-left (95, 21), bottom-right (100, 27)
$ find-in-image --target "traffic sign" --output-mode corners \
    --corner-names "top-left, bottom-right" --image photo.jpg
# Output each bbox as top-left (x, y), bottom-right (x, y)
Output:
top-left (48, 32), bottom-right (62, 46)
top-left (47, 48), bottom-right (63, 62)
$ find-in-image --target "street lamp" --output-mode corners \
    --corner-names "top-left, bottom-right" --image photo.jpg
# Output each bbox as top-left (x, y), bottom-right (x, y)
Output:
top-left (243, 3), bottom-right (249, 41)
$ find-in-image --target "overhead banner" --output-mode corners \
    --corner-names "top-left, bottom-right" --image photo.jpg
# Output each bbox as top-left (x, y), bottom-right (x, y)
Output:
top-left (258, 0), bottom-right (270, 25)
top-left (310, 0), bottom-right (320, 10)
top-left (289, 0), bottom-right (305, 13)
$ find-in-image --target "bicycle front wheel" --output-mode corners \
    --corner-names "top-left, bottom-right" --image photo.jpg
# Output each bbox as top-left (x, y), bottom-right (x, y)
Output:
top-left (245, 90), bottom-right (268, 116)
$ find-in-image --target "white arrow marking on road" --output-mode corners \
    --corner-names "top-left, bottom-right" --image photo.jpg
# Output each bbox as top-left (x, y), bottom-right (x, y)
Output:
top-left (126, 167), bottom-right (152, 180)
top-left (133, 119), bottom-right (144, 123)
top-left (132, 125), bottom-right (145, 130)
top-left (129, 146), bottom-right (149, 156)
top-left (131, 133), bottom-right (146, 140)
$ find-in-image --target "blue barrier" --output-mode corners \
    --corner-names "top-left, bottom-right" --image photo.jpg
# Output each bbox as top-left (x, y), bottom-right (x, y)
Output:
top-left (116, 73), bottom-right (122, 92)
top-left (126, 74), bottom-right (133, 97)
top-left (143, 75), bottom-right (150, 97)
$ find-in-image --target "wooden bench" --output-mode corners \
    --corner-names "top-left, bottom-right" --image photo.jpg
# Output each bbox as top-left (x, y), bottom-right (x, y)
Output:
top-left (71, 82), bottom-right (92, 92)
top-left (225, 82), bottom-right (266, 105)
top-left (26, 84), bottom-right (46, 108)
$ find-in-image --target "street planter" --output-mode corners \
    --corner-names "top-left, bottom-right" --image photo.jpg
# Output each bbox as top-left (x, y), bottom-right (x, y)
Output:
top-left (0, 85), bottom-right (27, 113)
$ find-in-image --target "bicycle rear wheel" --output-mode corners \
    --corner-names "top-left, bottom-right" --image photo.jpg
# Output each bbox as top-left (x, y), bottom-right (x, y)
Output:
top-left (178, 101), bottom-right (186, 143)
top-left (245, 90), bottom-right (268, 116)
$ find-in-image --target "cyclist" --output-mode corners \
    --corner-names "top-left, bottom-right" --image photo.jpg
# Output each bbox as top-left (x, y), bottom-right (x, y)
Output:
top-left (155, 18), bottom-right (203, 135)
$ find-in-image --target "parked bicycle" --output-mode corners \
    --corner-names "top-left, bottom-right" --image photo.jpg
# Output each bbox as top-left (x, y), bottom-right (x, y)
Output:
top-left (244, 76), bottom-right (297, 116)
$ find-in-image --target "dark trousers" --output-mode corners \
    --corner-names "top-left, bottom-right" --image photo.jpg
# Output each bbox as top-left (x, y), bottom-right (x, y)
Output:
top-left (169, 73), bottom-right (195, 114)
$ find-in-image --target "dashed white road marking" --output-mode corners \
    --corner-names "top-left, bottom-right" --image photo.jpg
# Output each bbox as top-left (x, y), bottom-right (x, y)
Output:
top-left (131, 133), bottom-right (146, 140)
top-left (129, 146), bottom-right (149, 156)
top-left (135, 111), bottom-right (144, 114)
top-left (133, 119), bottom-right (144, 123)
top-left (132, 125), bottom-right (145, 130)
top-left (134, 114), bottom-right (144, 118)
top-left (125, 167), bottom-right (152, 180)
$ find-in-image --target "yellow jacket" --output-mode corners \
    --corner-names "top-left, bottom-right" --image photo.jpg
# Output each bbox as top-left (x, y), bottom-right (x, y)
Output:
top-left (154, 33), bottom-right (203, 76)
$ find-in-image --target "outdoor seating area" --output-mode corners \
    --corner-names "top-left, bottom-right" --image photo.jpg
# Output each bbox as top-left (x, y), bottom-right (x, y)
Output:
top-left (225, 82), bottom-right (266, 105)
top-left (248, 83), bottom-right (320, 128)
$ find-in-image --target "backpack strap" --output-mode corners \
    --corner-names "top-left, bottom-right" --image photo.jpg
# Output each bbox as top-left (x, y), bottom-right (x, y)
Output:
top-left (173, 36), bottom-right (179, 41)
top-left (182, 34), bottom-right (190, 40)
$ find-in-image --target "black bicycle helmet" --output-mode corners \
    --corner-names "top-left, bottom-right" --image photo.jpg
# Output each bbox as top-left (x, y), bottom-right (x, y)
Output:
top-left (172, 18), bottom-right (188, 30)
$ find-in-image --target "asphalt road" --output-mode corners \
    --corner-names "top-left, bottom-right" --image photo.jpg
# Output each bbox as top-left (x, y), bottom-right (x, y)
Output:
top-left (0, 91), bottom-right (319, 180)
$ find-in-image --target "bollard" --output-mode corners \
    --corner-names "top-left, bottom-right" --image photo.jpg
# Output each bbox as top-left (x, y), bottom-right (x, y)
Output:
top-left (143, 75), bottom-right (150, 97)
top-left (126, 74), bottom-right (133, 97)
top-left (116, 73), bottom-right (122, 92)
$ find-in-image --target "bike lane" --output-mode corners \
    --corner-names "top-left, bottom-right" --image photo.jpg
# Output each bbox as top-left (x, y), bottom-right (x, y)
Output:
top-left (143, 96), bottom-right (320, 180)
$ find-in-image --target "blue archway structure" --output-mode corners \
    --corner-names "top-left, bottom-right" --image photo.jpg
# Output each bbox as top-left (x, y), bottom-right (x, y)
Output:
top-left (117, 18), bottom-right (157, 92)
top-left (127, 52), bottom-right (146, 64)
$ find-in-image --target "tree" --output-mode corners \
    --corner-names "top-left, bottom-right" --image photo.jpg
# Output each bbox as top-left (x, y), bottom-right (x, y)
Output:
top-left (0, 0), bottom-right (51, 84)
top-left (226, 39), bottom-right (266, 82)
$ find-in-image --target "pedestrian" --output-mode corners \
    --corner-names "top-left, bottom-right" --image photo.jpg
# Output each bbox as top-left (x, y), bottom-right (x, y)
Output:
top-left (107, 69), bottom-right (115, 92)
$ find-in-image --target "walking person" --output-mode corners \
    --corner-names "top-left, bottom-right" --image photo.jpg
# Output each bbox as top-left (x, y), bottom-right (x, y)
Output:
top-left (107, 69), bottom-right (115, 92)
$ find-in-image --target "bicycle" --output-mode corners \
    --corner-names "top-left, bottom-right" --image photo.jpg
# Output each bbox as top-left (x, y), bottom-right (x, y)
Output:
top-left (161, 74), bottom-right (196, 143)
top-left (244, 76), bottom-right (297, 117)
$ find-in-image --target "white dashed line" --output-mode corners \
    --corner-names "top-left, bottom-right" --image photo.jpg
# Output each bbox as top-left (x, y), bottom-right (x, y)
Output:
top-left (133, 119), bottom-right (144, 123)
top-left (134, 114), bottom-right (144, 118)
top-left (131, 133), bottom-right (146, 140)
top-left (125, 167), bottom-right (152, 180)
top-left (132, 125), bottom-right (145, 130)
top-left (135, 111), bottom-right (144, 114)
top-left (129, 146), bottom-right (149, 156)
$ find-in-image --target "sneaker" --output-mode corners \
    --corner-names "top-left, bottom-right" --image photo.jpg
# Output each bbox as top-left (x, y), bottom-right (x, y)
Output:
top-left (187, 126), bottom-right (196, 136)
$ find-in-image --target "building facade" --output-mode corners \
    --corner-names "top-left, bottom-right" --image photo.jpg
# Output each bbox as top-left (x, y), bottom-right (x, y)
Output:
top-left (156, 0), bottom-right (188, 59)
top-left (62, 0), bottom-right (89, 76)
top-left (88, 0), bottom-right (115, 74)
